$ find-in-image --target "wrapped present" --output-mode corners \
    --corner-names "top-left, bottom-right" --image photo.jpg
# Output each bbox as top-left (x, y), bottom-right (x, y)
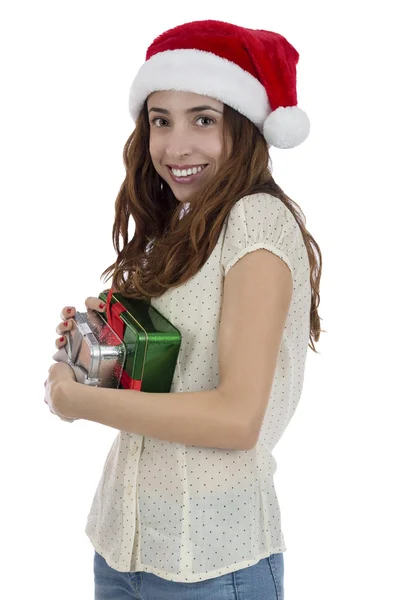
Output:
top-left (53, 288), bottom-right (181, 394)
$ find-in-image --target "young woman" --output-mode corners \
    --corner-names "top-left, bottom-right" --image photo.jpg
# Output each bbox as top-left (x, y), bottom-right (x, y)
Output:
top-left (45, 19), bottom-right (323, 600)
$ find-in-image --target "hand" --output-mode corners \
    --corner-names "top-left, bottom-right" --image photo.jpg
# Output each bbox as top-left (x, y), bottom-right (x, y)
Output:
top-left (44, 303), bottom-right (79, 422)
top-left (54, 299), bottom-right (107, 353)
top-left (44, 361), bottom-right (77, 421)
top-left (47, 299), bottom-right (107, 422)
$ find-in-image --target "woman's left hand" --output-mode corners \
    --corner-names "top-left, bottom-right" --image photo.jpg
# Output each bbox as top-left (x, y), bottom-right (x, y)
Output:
top-left (44, 362), bottom-right (78, 421)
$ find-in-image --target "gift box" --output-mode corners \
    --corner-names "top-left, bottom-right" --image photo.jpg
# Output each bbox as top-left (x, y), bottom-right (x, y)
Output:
top-left (97, 288), bottom-right (181, 393)
top-left (54, 288), bottom-right (181, 394)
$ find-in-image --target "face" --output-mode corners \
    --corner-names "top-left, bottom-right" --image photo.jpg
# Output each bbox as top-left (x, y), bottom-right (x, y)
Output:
top-left (147, 90), bottom-right (230, 203)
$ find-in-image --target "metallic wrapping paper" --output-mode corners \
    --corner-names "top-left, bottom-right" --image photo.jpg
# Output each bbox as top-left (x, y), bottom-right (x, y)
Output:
top-left (63, 309), bottom-right (126, 388)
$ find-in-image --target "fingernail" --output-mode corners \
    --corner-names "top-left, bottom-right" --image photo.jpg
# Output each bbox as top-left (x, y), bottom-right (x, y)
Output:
top-left (67, 307), bottom-right (73, 313)
top-left (99, 303), bottom-right (105, 309)
top-left (59, 337), bottom-right (64, 342)
top-left (63, 322), bottom-right (68, 326)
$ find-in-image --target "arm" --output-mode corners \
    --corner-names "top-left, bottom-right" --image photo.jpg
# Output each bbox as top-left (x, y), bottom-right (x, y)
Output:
top-left (55, 380), bottom-right (252, 451)
top-left (54, 242), bottom-right (291, 451)
top-left (217, 247), bottom-right (293, 448)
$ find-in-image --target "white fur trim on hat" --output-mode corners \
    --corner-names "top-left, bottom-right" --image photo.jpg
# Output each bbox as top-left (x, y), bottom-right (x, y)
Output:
top-left (128, 49), bottom-right (270, 129)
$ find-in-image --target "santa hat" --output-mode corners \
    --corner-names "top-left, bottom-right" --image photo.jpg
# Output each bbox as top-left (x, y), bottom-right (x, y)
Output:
top-left (128, 20), bottom-right (310, 149)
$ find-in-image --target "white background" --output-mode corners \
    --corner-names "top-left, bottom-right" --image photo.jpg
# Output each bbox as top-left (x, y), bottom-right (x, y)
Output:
top-left (1, 1), bottom-right (399, 598)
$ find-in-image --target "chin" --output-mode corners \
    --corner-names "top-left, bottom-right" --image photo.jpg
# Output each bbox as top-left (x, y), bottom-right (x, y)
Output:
top-left (173, 191), bottom-right (191, 203)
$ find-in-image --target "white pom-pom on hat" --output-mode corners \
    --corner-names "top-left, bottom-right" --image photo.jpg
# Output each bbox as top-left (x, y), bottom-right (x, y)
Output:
top-left (263, 106), bottom-right (311, 149)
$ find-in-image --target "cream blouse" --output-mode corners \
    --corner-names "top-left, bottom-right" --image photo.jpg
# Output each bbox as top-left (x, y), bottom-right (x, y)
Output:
top-left (85, 192), bottom-right (312, 582)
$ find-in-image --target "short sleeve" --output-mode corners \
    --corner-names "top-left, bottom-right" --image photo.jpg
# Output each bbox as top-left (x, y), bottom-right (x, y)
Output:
top-left (220, 192), bottom-right (305, 282)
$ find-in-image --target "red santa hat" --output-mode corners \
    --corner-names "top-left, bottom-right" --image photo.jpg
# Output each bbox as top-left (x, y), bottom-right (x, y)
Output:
top-left (128, 20), bottom-right (310, 149)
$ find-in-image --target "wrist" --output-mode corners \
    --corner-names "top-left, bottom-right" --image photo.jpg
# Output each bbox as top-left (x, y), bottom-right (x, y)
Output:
top-left (56, 379), bottom-right (81, 421)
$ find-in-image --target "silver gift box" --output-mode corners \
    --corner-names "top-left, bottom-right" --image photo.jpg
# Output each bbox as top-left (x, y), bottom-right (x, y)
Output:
top-left (59, 308), bottom-right (126, 388)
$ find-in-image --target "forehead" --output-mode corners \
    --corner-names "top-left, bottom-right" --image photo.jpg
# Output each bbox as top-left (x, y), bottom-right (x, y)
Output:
top-left (147, 90), bottom-right (223, 111)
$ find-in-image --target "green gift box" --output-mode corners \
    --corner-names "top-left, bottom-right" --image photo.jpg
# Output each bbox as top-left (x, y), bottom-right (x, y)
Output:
top-left (97, 288), bottom-right (181, 393)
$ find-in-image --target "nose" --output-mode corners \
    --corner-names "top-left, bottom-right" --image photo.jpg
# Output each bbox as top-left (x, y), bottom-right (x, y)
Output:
top-left (165, 128), bottom-right (193, 159)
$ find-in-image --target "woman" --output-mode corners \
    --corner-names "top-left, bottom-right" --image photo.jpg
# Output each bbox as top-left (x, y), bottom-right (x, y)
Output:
top-left (45, 19), bottom-right (323, 600)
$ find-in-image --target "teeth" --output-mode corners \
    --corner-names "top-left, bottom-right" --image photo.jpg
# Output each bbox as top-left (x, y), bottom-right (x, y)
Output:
top-left (171, 165), bottom-right (205, 177)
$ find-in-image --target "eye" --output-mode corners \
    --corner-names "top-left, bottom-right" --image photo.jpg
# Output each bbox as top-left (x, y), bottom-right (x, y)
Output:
top-left (150, 115), bottom-right (216, 127)
top-left (196, 116), bottom-right (215, 126)
top-left (150, 117), bottom-right (168, 127)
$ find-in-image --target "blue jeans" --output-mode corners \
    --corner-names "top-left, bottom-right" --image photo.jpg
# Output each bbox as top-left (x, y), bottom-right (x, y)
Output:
top-left (94, 550), bottom-right (284, 599)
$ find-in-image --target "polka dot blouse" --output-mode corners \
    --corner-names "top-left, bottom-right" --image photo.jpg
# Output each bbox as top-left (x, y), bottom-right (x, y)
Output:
top-left (85, 192), bottom-right (312, 583)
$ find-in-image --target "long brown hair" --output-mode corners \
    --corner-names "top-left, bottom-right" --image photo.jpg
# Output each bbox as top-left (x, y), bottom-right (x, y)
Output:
top-left (100, 101), bottom-right (325, 353)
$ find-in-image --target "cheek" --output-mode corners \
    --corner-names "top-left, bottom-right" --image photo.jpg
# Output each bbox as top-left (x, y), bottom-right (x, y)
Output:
top-left (149, 134), bottom-right (162, 160)
top-left (208, 133), bottom-right (224, 158)
top-left (149, 141), bottom-right (156, 160)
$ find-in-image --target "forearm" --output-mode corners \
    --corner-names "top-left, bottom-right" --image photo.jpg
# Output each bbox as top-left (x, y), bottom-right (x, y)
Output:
top-left (57, 381), bottom-right (250, 451)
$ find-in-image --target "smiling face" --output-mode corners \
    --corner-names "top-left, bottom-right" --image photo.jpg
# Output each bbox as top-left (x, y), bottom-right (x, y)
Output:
top-left (147, 90), bottom-right (230, 203)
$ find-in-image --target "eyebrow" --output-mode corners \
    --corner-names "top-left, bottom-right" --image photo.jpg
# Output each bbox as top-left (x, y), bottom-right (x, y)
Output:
top-left (148, 105), bottom-right (223, 115)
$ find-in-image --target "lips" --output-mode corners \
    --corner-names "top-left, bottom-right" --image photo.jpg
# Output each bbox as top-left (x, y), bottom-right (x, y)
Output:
top-left (167, 164), bottom-right (208, 170)
top-left (167, 164), bottom-right (209, 184)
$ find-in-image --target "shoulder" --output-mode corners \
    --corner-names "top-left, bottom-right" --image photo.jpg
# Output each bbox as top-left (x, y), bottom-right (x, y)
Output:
top-left (227, 192), bottom-right (300, 239)
top-left (221, 191), bottom-right (307, 281)
top-left (237, 191), bottom-right (295, 220)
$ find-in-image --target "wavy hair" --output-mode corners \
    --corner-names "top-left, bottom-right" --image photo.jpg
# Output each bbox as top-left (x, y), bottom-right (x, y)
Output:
top-left (100, 100), bottom-right (325, 353)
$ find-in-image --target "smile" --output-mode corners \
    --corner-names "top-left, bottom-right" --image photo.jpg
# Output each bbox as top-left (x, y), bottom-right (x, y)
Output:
top-left (167, 164), bottom-right (208, 184)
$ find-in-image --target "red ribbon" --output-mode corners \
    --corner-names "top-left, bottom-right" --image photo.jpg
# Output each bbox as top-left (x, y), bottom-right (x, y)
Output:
top-left (106, 288), bottom-right (143, 391)
top-left (106, 287), bottom-right (126, 340)
top-left (121, 370), bottom-right (142, 391)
